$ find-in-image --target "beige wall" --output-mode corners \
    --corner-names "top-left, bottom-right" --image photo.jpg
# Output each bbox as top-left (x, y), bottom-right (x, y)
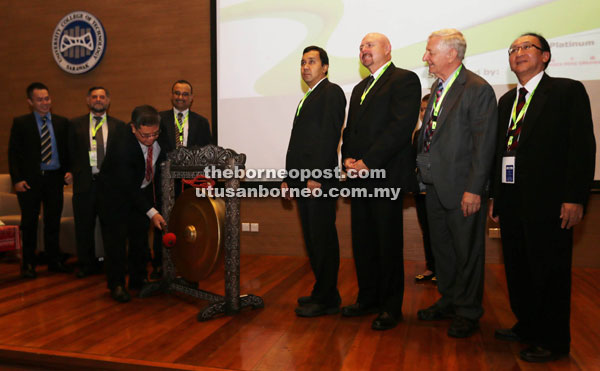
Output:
top-left (0, 1), bottom-right (212, 173)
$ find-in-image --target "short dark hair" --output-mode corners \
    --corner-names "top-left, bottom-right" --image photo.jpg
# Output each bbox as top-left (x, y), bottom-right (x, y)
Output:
top-left (521, 32), bottom-right (551, 69)
top-left (421, 94), bottom-right (431, 103)
top-left (88, 86), bottom-right (110, 97)
top-left (171, 80), bottom-right (193, 94)
top-left (26, 82), bottom-right (49, 99)
top-left (130, 105), bottom-right (160, 129)
top-left (303, 45), bottom-right (329, 66)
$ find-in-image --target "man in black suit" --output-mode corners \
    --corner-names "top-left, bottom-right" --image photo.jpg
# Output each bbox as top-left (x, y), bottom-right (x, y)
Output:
top-left (98, 105), bottom-right (168, 302)
top-left (8, 82), bottom-right (73, 278)
top-left (160, 80), bottom-right (212, 152)
top-left (281, 46), bottom-right (346, 317)
top-left (152, 80), bottom-right (212, 278)
top-left (416, 29), bottom-right (497, 338)
top-left (490, 33), bottom-right (595, 362)
top-left (341, 33), bottom-right (421, 330)
top-left (68, 87), bottom-right (125, 278)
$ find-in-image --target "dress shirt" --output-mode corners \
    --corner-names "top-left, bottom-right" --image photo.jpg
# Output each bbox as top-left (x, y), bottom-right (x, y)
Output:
top-left (89, 112), bottom-right (108, 174)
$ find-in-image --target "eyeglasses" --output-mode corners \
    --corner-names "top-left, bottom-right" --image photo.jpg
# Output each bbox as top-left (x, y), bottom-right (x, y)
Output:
top-left (138, 129), bottom-right (161, 138)
top-left (173, 91), bottom-right (190, 97)
top-left (508, 43), bottom-right (543, 55)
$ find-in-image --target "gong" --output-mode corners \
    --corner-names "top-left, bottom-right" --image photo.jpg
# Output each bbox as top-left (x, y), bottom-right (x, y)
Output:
top-left (168, 188), bottom-right (225, 281)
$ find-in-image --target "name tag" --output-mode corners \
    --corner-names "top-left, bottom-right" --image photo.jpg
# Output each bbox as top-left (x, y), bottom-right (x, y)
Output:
top-left (502, 156), bottom-right (515, 184)
top-left (89, 151), bottom-right (97, 168)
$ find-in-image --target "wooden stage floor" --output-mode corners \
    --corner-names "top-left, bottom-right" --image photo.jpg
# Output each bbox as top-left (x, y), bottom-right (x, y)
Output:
top-left (0, 255), bottom-right (598, 370)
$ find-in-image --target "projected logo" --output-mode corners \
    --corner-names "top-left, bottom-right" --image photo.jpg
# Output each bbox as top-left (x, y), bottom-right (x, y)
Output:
top-left (52, 11), bottom-right (106, 74)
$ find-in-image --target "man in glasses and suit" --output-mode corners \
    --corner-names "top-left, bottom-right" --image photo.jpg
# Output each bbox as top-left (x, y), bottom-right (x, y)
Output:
top-left (490, 33), bottom-right (595, 363)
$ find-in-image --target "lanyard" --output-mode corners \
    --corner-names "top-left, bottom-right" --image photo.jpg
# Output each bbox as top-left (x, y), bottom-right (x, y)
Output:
top-left (510, 88), bottom-right (536, 130)
top-left (360, 61), bottom-right (391, 105)
top-left (296, 89), bottom-right (313, 116)
top-left (506, 87), bottom-right (536, 149)
top-left (175, 111), bottom-right (188, 141)
top-left (90, 115), bottom-right (106, 148)
top-left (431, 65), bottom-right (462, 130)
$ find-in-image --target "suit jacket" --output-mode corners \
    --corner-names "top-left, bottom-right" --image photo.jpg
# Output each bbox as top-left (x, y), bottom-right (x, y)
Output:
top-left (417, 65), bottom-right (498, 209)
top-left (342, 62), bottom-right (421, 191)
top-left (8, 113), bottom-right (69, 186)
top-left (285, 78), bottom-right (346, 189)
top-left (98, 124), bottom-right (168, 221)
top-left (68, 114), bottom-right (125, 194)
top-left (159, 109), bottom-right (212, 153)
top-left (491, 73), bottom-right (596, 219)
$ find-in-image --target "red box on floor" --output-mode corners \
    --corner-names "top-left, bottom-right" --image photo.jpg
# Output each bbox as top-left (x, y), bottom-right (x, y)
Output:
top-left (0, 225), bottom-right (21, 253)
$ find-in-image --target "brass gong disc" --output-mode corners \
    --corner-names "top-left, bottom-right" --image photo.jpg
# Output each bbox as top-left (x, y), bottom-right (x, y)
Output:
top-left (169, 188), bottom-right (225, 281)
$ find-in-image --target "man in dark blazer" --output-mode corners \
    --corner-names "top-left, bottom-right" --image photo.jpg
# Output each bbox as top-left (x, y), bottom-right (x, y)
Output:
top-left (160, 80), bottom-right (212, 153)
top-left (416, 29), bottom-right (497, 338)
top-left (68, 87), bottom-right (125, 278)
top-left (97, 105), bottom-right (168, 302)
top-left (281, 45), bottom-right (346, 317)
top-left (490, 33), bottom-right (596, 362)
top-left (8, 82), bottom-right (73, 278)
top-left (153, 80), bottom-right (212, 278)
top-left (341, 33), bottom-right (421, 330)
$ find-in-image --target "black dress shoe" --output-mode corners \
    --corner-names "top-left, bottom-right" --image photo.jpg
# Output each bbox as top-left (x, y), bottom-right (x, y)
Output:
top-left (295, 303), bottom-right (340, 317)
top-left (519, 346), bottom-right (568, 363)
top-left (495, 328), bottom-right (521, 342)
top-left (372, 312), bottom-right (399, 331)
top-left (21, 264), bottom-right (37, 279)
top-left (297, 296), bottom-right (314, 305)
top-left (48, 261), bottom-right (73, 273)
top-left (342, 303), bottom-right (380, 317)
top-left (149, 267), bottom-right (163, 280)
top-left (448, 316), bottom-right (479, 338)
top-left (110, 286), bottom-right (131, 303)
top-left (417, 305), bottom-right (455, 321)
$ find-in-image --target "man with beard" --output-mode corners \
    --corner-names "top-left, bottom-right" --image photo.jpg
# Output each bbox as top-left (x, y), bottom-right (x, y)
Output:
top-left (341, 32), bottom-right (421, 330)
top-left (68, 87), bottom-right (125, 278)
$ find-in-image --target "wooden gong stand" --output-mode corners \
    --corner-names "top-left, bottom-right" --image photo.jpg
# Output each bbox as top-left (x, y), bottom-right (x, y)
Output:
top-left (138, 145), bottom-right (264, 321)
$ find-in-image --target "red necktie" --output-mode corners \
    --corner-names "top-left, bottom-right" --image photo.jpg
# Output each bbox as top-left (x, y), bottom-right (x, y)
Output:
top-left (145, 145), bottom-right (153, 181)
top-left (506, 87), bottom-right (528, 151)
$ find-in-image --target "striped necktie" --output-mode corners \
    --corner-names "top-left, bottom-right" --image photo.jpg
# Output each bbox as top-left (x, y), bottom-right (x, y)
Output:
top-left (506, 87), bottom-right (528, 151)
top-left (40, 116), bottom-right (52, 164)
top-left (145, 144), bottom-right (153, 182)
top-left (423, 85), bottom-right (443, 152)
top-left (176, 112), bottom-right (184, 148)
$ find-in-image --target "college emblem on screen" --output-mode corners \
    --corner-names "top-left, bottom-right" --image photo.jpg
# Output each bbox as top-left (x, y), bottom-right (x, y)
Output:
top-left (52, 11), bottom-right (106, 74)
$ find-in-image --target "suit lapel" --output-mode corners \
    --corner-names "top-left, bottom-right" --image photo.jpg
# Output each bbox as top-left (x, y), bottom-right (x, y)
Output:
top-left (516, 73), bottom-right (551, 148)
top-left (296, 78), bottom-right (327, 121)
top-left (432, 65), bottom-right (466, 136)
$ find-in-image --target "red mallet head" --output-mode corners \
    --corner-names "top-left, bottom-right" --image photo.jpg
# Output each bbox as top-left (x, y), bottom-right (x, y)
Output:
top-left (163, 232), bottom-right (176, 248)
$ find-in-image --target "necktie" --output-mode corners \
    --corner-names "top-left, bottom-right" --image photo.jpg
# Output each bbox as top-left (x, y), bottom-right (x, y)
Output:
top-left (40, 116), bottom-right (52, 164)
top-left (423, 84), bottom-right (444, 152)
top-left (145, 144), bottom-right (153, 181)
top-left (94, 116), bottom-right (105, 168)
top-left (176, 112), bottom-right (184, 148)
top-left (363, 75), bottom-right (374, 95)
top-left (506, 87), bottom-right (528, 151)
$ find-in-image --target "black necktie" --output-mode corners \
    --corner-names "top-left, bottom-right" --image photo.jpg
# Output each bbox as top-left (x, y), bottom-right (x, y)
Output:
top-left (363, 75), bottom-right (374, 95)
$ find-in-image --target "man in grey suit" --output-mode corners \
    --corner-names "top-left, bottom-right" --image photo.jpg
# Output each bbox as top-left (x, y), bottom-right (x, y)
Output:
top-left (416, 29), bottom-right (497, 338)
top-left (68, 87), bottom-right (125, 278)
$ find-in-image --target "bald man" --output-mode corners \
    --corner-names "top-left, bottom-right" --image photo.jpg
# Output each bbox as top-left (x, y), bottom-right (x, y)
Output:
top-left (341, 32), bottom-right (421, 330)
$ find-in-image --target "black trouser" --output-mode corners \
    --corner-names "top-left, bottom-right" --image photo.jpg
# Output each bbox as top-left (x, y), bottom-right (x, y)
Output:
top-left (425, 185), bottom-right (486, 320)
top-left (350, 196), bottom-right (404, 317)
top-left (499, 184), bottom-right (572, 353)
top-left (72, 178), bottom-right (100, 269)
top-left (102, 185), bottom-right (154, 289)
top-left (415, 193), bottom-right (434, 272)
top-left (297, 196), bottom-right (340, 307)
top-left (16, 171), bottom-right (64, 267)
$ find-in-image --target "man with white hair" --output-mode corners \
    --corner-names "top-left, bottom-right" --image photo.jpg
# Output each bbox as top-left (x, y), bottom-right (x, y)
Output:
top-left (416, 29), bottom-right (497, 338)
top-left (342, 32), bottom-right (421, 330)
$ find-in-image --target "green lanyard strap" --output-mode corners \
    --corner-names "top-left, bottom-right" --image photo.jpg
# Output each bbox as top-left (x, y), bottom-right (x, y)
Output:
top-left (360, 61), bottom-right (392, 105)
top-left (431, 65), bottom-right (462, 130)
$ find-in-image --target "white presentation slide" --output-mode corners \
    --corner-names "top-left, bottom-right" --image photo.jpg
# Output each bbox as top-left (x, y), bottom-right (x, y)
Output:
top-left (216, 0), bottom-right (600, 180)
